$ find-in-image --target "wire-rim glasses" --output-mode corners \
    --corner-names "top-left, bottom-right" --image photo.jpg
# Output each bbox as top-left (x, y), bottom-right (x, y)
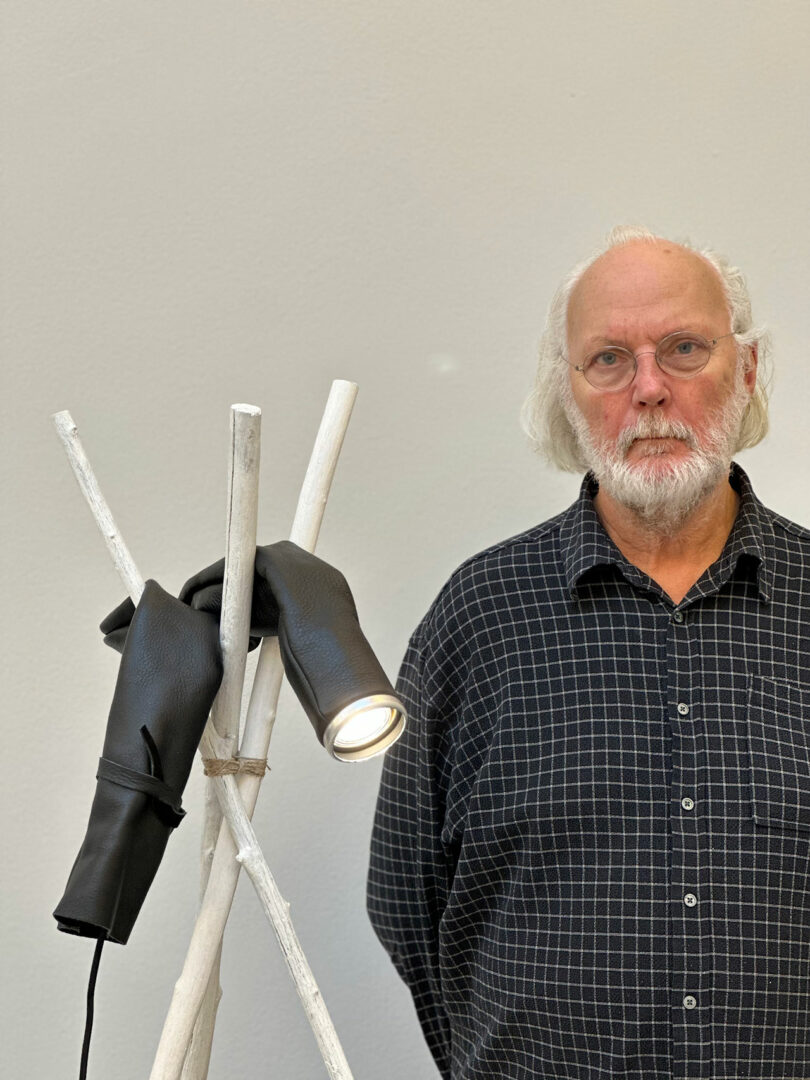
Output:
top-left (571, 330), bottom-right (737, 392)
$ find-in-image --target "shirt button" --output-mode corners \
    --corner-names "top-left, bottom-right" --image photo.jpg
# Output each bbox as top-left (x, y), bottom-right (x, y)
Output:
top-left (677, 702), bottom-right (690, 716)
top-left (683, 995), bottom-right (697, 1010)
top-left (684, 893), bottom-right (697, 907)
top-left (673, 611), bottom-right (684, 623)
top-left (681, 797), bottom-right (695, 811)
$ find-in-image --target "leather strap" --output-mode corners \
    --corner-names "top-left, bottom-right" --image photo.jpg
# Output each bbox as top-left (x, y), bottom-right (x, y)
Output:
top-left (96, 758), bottom-right (186, 828)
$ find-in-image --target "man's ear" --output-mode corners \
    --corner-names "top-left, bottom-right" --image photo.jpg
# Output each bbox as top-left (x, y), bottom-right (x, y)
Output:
top-left (745, 342), bottom-right (758, 391)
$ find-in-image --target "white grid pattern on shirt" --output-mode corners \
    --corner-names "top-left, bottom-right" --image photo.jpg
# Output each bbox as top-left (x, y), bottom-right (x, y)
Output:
top-left (367, 464), bottom-right (810, 1080)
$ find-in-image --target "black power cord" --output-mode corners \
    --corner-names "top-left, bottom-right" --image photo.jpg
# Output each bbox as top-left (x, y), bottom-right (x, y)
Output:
top-left (79, 937), bottom-right (105, 1080)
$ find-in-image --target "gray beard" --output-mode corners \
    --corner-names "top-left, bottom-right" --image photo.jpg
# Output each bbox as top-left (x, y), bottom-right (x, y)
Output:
top-left (564, 367), bottom-right (751, 534)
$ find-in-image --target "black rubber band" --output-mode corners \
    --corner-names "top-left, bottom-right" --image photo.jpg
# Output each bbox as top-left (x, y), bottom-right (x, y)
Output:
top-left (79, 936), bottom-right (104, 1080)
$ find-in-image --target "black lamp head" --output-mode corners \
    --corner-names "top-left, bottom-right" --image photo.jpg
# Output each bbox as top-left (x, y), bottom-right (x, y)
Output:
top-left (262, 541), bottom-right (407, 761)
top-left (179, 540), bottom-right (407, 762)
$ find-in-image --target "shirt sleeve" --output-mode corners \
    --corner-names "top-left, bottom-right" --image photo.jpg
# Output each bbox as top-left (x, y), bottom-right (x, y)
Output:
top-left (366, 623), bottom-right (457, 1078)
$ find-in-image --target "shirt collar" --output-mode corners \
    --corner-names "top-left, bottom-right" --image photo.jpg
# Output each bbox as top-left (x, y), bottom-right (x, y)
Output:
top-left (560, 462), bottom-right (772, 603)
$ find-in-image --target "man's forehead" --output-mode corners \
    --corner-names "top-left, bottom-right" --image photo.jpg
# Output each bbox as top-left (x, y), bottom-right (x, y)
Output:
top-left (567, 241), bottom-right (728, 341)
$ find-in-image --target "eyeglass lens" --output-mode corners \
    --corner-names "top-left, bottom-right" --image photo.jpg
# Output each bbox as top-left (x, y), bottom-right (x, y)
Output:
top-left (580, 332), bottom-right (713, 390)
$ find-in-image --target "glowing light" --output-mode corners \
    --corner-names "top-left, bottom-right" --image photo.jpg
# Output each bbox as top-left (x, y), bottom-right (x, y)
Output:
top-left (333, 707), bottom-right (396, 750)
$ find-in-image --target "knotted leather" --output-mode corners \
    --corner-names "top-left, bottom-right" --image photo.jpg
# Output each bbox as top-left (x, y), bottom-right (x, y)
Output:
top-left (53, 580), bottom-right (222, 944)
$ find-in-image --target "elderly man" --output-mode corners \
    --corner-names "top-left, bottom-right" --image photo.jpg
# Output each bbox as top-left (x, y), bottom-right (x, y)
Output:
top-left (367, 227), bottom-right (810, 1080)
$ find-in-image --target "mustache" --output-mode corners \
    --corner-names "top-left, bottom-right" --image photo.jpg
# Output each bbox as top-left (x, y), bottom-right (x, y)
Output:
top-left (615, 415), bottom-right (698, 456)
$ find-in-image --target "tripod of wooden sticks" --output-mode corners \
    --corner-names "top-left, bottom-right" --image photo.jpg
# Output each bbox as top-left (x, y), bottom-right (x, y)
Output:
top-left (54, 381), bottom-right (360, 1080)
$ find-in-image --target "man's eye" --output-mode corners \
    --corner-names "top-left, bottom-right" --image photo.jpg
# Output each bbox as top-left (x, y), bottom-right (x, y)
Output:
top-left (593, 351), bottom-right (619, 367)
top-left (674, 340), bottom-right (698, 355)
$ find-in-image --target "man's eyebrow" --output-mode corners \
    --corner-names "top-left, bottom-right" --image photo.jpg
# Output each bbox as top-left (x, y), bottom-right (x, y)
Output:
top-left (579, 326), bottom-right (708, 352)
top-left (580, 334), bottom-right (627, 351)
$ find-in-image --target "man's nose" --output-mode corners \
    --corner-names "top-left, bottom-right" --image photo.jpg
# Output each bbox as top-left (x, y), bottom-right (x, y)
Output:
top-left (631, 351), bottom-right (671, 408)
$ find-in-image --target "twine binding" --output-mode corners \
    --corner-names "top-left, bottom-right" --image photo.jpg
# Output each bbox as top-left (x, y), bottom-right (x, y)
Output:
top-left (202, 757), bottom-right (269, 777)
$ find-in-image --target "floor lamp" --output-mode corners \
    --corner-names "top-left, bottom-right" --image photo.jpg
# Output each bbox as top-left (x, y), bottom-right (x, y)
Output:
top-left (53, 382), bottom-right (403, 1079)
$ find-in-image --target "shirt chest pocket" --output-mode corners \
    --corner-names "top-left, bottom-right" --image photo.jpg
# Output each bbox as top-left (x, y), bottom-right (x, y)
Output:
top-left (746, 676), bottom-right (810, 832)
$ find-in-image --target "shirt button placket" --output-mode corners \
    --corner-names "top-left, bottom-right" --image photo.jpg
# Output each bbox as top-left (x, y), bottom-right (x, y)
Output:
top-left (667, 603), bottom-right (705, 1080)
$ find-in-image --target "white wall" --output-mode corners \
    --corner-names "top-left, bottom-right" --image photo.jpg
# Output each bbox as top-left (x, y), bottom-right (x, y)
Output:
top-left (3, 2), bottom-right (810, 1077)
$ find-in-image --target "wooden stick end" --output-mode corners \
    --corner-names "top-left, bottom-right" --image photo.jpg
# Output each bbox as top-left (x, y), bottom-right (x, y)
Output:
top-left (52, 410), bottom-right (77, 435)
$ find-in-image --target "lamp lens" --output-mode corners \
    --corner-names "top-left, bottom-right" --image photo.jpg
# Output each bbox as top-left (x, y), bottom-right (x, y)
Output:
top-left (333, 707), bottom-right (396, 750)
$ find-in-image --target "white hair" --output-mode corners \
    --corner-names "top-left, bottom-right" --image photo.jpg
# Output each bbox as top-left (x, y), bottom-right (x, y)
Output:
top-left (520, 225), bottom-right (772, 472)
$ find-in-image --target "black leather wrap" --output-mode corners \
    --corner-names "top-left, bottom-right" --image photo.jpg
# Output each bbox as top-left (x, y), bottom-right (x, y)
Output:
top-left (54, 541), bottom-right (396, 946)
top-left (53, 580), bottom-right (222, 944)
top-left (179, 540), bottom-right (397, 742)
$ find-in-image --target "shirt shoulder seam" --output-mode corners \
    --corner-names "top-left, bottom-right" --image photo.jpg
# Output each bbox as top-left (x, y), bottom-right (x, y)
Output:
top-left (767, 511), bottom-right (810, 542)
top-left (451, 511), bottom-right (566, 572)
top-left (413, 511), bottom-right (568, 639)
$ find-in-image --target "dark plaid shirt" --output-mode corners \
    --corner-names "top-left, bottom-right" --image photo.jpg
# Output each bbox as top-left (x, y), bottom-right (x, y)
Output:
top-left (367, 463), bottom-right (810, 1080)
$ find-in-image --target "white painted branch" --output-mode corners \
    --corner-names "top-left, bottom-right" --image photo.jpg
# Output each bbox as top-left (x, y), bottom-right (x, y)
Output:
top-left (203, 404), bottom-right (261, 760)
top-left (179, 950), bottom-right (221, 1080)
top-left (181, 405), bottom-right (261, 1080)
top-left (150, 380), bottom-right (358, 1080)
top-left (52, 411), bottom-right (145, 603)
top-left (195, 407), bottom-right (261, 888)
top-left (218, 772), bottom-right (354, 1079)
